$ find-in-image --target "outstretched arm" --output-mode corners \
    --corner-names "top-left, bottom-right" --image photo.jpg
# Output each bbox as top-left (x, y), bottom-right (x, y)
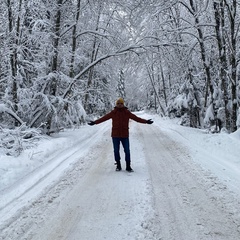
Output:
top-left (129, 112), bottom-right (153, 124)
top-left (88, 111), bottom-right (113, 125)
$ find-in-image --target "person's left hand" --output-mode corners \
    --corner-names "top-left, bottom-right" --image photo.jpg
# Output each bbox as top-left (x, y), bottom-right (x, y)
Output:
top-left (146, 119), bottom-right (153, 124)
top-left (88, 121), bottom-right (96, 126)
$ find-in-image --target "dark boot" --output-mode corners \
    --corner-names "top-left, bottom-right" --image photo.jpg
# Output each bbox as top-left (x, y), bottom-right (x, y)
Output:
top-left (115, 161), bottom-right (122, 171)
top-left (126, 162), bottom-right (133, 172)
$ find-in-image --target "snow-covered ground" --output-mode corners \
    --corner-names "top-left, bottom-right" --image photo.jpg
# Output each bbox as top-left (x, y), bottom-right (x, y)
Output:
top-left (0, 112), bottom-right (240, 239)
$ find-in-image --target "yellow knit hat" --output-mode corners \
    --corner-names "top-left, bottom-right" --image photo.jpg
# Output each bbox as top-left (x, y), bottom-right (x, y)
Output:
top-left (116, 97), bottom-right (124, 105)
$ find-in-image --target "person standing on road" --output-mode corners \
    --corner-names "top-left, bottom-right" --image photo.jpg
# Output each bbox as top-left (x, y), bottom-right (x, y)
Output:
top-left (88, 97), bottom-right (153, 172)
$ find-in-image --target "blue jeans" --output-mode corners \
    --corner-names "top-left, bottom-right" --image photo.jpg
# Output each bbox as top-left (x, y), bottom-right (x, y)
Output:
top-left (112, 137), bottom-right (131, 163)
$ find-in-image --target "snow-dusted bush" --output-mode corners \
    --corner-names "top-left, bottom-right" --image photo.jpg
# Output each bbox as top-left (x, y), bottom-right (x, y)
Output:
top-left (167, 80), bottom-right (203, 128)
top-left (204, 104), bottom-right (225, 133)
top-left (0, 125), bottom-right (43, 157)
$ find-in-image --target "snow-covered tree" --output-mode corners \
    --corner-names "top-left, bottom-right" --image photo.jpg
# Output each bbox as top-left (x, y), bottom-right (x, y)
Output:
top-left (116, 69), bottom-right (126, 99)
top-left (1, 0), bottom-right (240, 136)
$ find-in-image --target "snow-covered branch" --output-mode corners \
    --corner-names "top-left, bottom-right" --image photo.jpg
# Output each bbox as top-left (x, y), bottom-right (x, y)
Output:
top-left (0, 104), bottom-right (24, 125)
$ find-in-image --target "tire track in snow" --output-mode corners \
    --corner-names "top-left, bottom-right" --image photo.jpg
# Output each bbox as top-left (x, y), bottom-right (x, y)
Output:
top-left (27, 123), bottom-right (155, 240)
top-left (137, 124), bottom-right (240, 240)
top-left (0, 124), bottom-right (111, 239)
top-left (1, 119), bottom-right (240, 240)
top-left (0, 122), bottom-right (156, 240)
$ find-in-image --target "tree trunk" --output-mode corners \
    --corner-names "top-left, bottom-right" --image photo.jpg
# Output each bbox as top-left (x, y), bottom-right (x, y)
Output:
top-left (227, 0), bottom-right (237, 131)
top-left (69, 0), bottom-right (81, 79)
top-left (145, 61), bottom-right (165, 115)
top-left (47, 0), bottom-right (63, 134)
top-left (188, 69), bottom-right (201, 128)
top-left (64, 0), bottom-right (81, 112)
top-left (84, 4), bottom-right (102, 112)
top-left (7, 0), bottom-right (22, 123)
top-left (213, 0), bottom-right (231, 131)
top-left (51, 0), bottom-right (62, 95)
top-left (188, 0), bottom-right (214, 108)
top-left (8, 0), bottom-right (16, 112)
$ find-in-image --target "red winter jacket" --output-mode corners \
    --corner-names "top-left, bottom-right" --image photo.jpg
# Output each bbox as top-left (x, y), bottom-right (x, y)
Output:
top-left (94, 107), bottom-right (147, 138)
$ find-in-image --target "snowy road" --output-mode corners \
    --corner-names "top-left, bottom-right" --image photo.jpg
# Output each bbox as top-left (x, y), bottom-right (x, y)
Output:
top-left (1, 114), bottom-right (240, 240)
top-left (139, 125), bottom-right (240, 239)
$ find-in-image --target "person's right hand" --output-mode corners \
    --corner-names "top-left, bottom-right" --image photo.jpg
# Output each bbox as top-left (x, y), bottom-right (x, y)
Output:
top-left (146, 119), bottom-right (153, 124)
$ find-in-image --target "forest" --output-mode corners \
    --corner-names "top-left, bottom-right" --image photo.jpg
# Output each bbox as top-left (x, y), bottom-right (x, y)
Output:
top-left (0, 0), bottom-right (239, 140)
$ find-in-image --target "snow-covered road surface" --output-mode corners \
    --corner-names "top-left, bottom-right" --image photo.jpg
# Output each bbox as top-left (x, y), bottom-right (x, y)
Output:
top-left (1, 113), bottom-right (240, 240)
top-left (139, 125), bottom-right (240, 239)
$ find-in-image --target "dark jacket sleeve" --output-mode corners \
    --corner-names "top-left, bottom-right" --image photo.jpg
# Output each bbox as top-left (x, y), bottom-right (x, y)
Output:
top-left (94, 111), bottom-right (113, 124)
top-left (128, 111), bottom-right (147, 123)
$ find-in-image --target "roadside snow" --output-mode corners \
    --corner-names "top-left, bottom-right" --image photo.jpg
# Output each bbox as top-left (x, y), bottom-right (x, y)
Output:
top-left (0, 112), bottom-right (240, 239)
top-left (157, 117), bottom-right (240, 195)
